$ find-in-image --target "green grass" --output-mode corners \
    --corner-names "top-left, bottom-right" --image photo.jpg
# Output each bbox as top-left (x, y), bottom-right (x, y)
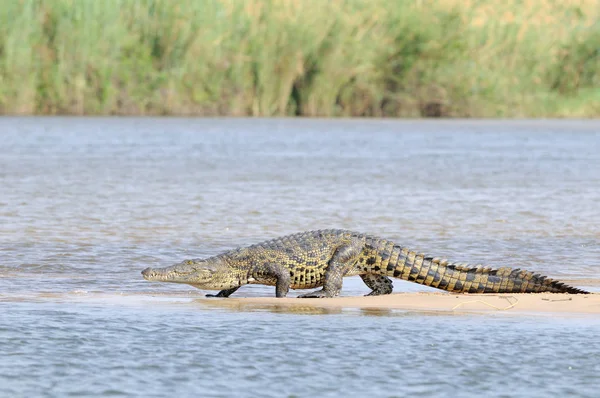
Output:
top-left (0, 0), bottom-right (598, 117)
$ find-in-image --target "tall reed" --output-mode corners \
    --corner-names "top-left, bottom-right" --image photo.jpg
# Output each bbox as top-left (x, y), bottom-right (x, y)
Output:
top-left (0, 0), bottom-right (598, 116)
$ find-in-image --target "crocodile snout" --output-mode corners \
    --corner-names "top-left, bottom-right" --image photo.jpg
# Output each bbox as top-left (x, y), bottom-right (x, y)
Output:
top-left (141, 267), bottom-right (155, 279)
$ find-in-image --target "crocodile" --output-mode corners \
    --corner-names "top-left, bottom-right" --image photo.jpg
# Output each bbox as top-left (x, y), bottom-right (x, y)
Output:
top-left (141, 229), bottom-right (589, 297)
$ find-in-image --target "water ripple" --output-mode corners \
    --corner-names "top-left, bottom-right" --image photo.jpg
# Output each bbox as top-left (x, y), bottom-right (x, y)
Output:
top-left (1, 118), bottom-right (600, 397)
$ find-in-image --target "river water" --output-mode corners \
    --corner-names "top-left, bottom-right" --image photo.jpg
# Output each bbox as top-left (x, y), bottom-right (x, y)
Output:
top-left (1, 118), bottom-right (599, 397)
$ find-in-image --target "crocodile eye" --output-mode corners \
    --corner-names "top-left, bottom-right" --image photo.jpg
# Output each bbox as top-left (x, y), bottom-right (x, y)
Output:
top-left (185, 260), bottom-right (193, 265)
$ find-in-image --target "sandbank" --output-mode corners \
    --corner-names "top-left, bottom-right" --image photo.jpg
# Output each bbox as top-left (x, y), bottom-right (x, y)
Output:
top-left (217, 292), bottom-right (600, 315)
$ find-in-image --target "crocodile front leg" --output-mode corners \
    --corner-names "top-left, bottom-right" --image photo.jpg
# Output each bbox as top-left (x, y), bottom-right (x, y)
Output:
top-left (360, 274), bottom-right (393, 296)
top-left (299, 239), bottom-right (363, 298)
top-left (251, 263), bottom-right (292, 298)
top-left (206, 287), bottom-right (240, 298)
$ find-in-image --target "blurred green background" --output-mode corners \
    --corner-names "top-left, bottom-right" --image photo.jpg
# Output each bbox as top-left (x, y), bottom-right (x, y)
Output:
top-left (0, 0), bottom-right (598, 117)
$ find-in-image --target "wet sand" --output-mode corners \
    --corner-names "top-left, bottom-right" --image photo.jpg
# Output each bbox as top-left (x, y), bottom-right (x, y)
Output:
top-left (224, 292), bottom-right (600, 315)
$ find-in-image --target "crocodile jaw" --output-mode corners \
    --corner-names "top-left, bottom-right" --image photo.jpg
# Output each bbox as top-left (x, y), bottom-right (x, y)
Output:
top-left (141, 258), bottom-right (239, 290)
top-left (142, 260), bottom-right (213, 284)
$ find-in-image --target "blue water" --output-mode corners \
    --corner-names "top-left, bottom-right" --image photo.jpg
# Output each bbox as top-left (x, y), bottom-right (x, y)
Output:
top-left (1, 118), bottom-right (599, 397)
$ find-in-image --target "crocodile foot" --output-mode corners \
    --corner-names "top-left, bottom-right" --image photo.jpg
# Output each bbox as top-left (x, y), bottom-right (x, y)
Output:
top-left (364, 291), bottom-right (385, 296)
top-left (298, 290), bottom-right (335, 298)
top-left (205, 287), bottom-right (240, 298)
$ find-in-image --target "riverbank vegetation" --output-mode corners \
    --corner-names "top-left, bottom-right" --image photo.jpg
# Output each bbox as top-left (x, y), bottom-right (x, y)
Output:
top-left (0, 0), bottom-right (598, 117)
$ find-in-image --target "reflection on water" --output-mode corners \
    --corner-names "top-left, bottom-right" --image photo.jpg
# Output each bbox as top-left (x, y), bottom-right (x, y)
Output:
top-left (1, 118), bottom-right (600, 397)
top-left (198, 298), bottom-right (345, 315)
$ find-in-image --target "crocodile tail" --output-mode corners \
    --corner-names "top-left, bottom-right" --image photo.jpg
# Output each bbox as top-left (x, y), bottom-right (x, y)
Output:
top-left (385, 248), bottom-right (589, 294)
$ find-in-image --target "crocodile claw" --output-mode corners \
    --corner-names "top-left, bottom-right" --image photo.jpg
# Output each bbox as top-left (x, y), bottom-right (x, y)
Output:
top-left (298, 290), bottom-right (332, 298)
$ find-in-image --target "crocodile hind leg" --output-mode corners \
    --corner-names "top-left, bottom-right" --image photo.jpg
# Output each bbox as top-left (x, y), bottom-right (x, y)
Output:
top-left (360, 274), bottom-right (393, 296)
top-left (206, 287), bottom-right (240, 298)
top-left (299, 239), bottom-right (363, 298)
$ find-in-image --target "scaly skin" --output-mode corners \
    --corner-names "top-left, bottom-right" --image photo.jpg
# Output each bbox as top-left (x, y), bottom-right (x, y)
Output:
top-left (141, 229), bottom-right (589, 297)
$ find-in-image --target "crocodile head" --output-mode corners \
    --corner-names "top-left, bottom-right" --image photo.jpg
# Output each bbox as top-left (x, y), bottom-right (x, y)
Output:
top-left (142, 257), bottom-right (238, 290)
